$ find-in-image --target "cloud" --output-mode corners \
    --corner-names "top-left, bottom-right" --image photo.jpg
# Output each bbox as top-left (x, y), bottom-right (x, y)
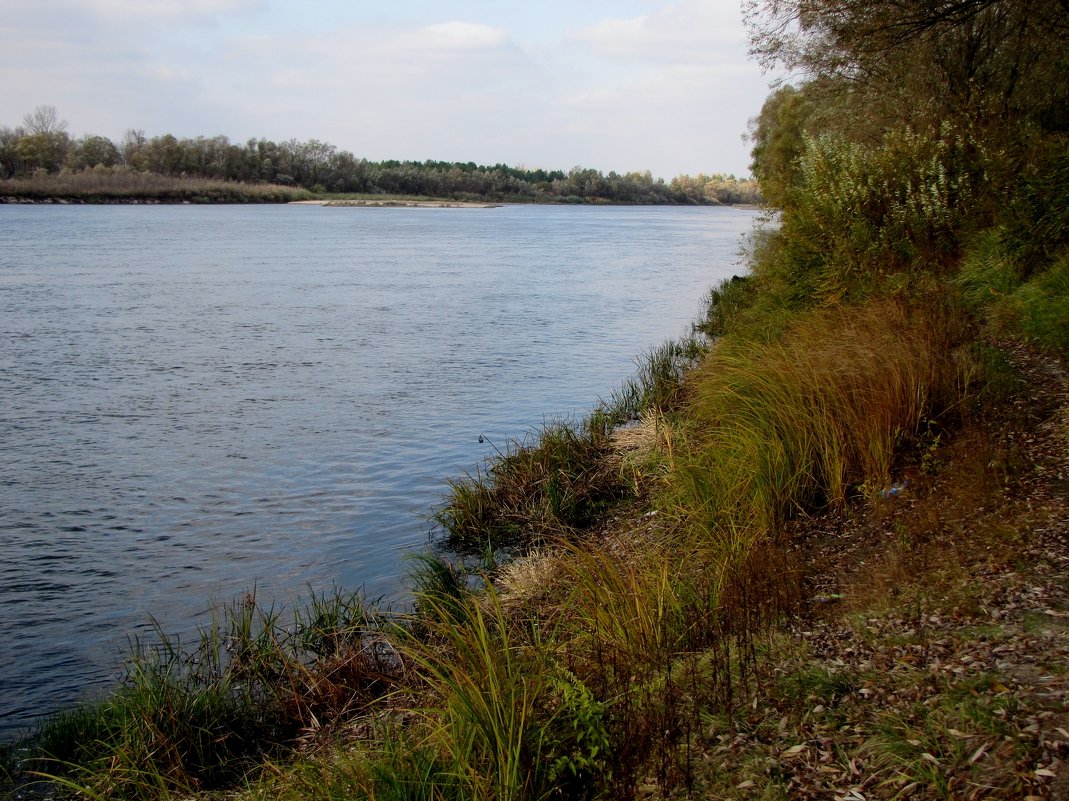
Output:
top-left (412, 22), bottom-right (510, 51)
top-left (73, 0), bottom-right (262, 21)
top-left (0, 1), bottom-right (775, 177)
top-left (567, 0), bottom-right (746, 65)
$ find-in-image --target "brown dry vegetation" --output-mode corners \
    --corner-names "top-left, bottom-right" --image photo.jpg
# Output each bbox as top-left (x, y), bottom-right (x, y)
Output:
top-left (462, 336), bottom-right (1068, 801)
top-left (0, 170), bottom-right (313, 203)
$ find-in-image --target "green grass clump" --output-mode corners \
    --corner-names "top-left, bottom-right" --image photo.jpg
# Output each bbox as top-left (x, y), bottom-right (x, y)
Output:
top-left (434, 418), bottom-right (623, 549)
top-left (957, 227), bottom-right (1069, 358)
top-left (394, 583), bottom-right (613, 801)
top-left (998, 254), bottom-right (1069, 357)
top-left (604, 335), bottom-right (707, 421)
top-left (22, 589), bottom-right (393, 798)
top-left (694, 275), bottom-right (756, 340)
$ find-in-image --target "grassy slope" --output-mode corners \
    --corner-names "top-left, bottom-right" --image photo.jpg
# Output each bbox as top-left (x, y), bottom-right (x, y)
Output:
top-left (209, 322), bottom-right (1068, 801)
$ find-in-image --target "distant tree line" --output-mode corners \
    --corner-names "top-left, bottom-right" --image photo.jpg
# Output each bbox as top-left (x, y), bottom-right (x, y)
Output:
top-left (0, 107), bottom-right (760, 205)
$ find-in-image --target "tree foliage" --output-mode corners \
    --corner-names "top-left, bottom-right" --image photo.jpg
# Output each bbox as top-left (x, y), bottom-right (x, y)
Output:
top-left (744, 0), bottom-right (1069, 313)
top-left (745, 0), bottom-right (1069, 139)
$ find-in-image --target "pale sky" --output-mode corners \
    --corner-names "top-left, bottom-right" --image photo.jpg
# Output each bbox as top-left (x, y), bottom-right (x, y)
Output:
top-left (0, 0), bottom-right (781, 179)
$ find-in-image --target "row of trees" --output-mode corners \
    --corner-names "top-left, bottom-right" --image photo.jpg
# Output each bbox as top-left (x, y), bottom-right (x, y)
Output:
top-left (0, 107), bottom-right (760, 205)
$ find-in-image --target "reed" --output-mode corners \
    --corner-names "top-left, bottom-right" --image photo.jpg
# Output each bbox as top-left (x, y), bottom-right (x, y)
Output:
top-left (1, 169), bottom-right (313, 203)
top-left (399, 588), bottom-right (552, 801)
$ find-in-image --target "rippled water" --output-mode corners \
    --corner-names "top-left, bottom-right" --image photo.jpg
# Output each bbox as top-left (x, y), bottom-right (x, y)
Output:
top-left (0, 203), bottom-right (760, 737)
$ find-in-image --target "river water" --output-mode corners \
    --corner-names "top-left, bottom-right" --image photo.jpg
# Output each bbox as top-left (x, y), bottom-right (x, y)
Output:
top-left (0, 203), bottom-right (760, 737)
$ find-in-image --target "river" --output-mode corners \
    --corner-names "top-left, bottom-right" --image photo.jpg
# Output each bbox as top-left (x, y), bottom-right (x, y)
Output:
top-left (0, 203), bottom-right (761, 737)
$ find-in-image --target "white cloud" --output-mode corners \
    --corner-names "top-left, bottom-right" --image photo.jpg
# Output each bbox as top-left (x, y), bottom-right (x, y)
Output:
top-left (0, 1), bottom-right (778, 177)
top-left (568, 0), bottom-right (746, 64)
top-left (412, 22), bottom-right (510, 51)
top-left (73, 0), bottom-right (262, 21)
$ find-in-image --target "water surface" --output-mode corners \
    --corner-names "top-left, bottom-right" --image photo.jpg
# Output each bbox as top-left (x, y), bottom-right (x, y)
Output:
top-left (0, 203), bottom-right (760, 736)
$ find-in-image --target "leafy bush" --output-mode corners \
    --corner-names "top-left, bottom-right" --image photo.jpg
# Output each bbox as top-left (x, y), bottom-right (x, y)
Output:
top-left (765, 126), bottom-right (988, 304)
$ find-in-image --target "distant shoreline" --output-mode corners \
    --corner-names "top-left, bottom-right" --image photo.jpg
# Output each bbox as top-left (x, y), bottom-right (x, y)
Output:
top-left (0, 195), bottom-right (764, 210)
top-left (291, 199), bottom-right (501, 209)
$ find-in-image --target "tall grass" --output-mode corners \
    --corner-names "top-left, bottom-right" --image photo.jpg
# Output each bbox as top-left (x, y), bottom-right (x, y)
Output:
top-left (24, 588), bottom-right (395, 797)
top-left (668, 300), bottom-right (967, 533)
top-left (401, 589), bottom-right (552, 801)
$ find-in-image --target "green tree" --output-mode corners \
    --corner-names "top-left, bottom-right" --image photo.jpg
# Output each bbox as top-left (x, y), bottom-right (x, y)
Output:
top-left (744, 0), bottom-right (1069, 140)
top-left (0, 126), bottom-right (23, 177)
top-left (15, 132), bottom-right (69, 174)
top-left (66, 135), bottom-right (121, 170)
top-left (748, 84), bottom-right (817, 207)
top-left (140, 134), bottom-right (183, 175)
top-left (14, 105), bottom-right (70, 174)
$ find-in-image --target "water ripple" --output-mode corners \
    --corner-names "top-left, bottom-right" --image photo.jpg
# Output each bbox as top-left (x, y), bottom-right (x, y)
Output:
top-left (0, 203), bottom-right (760, 738)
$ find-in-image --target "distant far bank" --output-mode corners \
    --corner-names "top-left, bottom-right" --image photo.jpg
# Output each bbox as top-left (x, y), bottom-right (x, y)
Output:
top-left (292, 199), bottom-right (501, 209)
top-left (3, 106), bottom-right (761, 205)
top-left (0, 170), bottom-right (764, 207)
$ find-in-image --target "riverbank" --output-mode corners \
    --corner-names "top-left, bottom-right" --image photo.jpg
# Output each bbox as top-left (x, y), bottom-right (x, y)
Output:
top-left (291, 199), bottom-right (501, 209)
top-left (0, 171), bottom-right (760, 208)
top-left (4, 141), bottom-right (1067, 801)
top-left (5, 286), bottom-right (1066, 799)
